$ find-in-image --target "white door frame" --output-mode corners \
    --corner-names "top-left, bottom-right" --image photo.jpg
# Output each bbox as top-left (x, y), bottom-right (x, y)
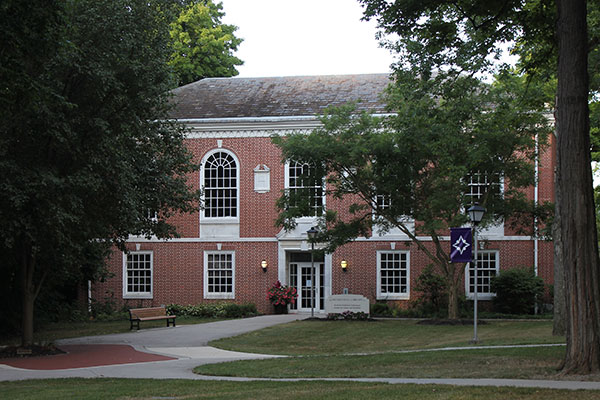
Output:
top-left (276, 238), bottom-right (331, 313)
top-left (289, 261), bottom-right (325, 312)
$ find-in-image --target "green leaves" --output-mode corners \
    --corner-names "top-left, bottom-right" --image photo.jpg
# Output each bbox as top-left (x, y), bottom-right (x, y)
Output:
top-left (360, 0), bottom-right (524, 75)
top-left (168, 1), bottom-right (243, 86)
top-left (274, 70), bottom-right (549, 247)
top-left (0, 0), bottom-right (200, 342)
top-left (273, 70), bottom-right (549, 318)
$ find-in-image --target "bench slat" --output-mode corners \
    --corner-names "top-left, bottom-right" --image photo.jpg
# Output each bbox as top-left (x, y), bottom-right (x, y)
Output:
top-left (137, 316), bottom-right (172, 321)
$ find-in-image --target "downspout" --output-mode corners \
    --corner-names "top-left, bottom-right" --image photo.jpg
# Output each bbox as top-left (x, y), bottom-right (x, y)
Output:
top-left (534, 133), bottom-right (539, 314)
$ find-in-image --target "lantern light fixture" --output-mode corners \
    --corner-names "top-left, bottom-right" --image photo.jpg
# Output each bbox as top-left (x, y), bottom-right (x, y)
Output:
top-left (467, 203), bottom-right (486, 225)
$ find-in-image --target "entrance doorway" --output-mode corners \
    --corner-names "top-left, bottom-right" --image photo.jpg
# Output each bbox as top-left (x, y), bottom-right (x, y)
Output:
top-left (288, 252), bottom-right (325, 312)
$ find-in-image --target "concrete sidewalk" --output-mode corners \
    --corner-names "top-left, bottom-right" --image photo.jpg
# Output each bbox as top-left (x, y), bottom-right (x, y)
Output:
top-left (57, 314), bottom-right (306, 347)
top-left (0, 314), bottom-right (304, 381)
top-left (1, 314), bottom-right (600, 391)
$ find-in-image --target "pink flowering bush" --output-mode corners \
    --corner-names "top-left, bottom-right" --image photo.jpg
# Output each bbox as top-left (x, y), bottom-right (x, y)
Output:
top-left (267, 280), bottom-right (298, 306)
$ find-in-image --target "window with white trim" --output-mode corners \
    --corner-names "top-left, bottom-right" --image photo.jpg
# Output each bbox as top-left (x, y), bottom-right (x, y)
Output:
top-left (375, 194), bottom-right (391, 210)
top-left (465, 172), bottom-right (501, 205)
top-left (123, 251), bottom-right (153, 299)
top-left (203, 151), bottom-right (238, 218)
top-left (286, 161), bottom-right (324, 216)
top-left (204, 251), bottom-right (235, 299)
top-left (377, 251), bottom-right (410, 300)
top-left (466, 250), bottom-right (499, 298)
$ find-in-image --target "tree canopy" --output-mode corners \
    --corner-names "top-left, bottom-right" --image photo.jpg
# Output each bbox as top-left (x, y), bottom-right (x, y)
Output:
top-left (168, 0), bottom-right (243, 86)
top-left (274, 70), bottom-right (550, 319)
top-left (0, 0), bottom-right (199, 346)
top-left (358, 0), bottom-right (599, 375)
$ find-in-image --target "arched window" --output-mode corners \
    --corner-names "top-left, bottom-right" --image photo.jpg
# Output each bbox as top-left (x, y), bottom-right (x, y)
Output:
top-left (203, 151), bottom-right (238, 218)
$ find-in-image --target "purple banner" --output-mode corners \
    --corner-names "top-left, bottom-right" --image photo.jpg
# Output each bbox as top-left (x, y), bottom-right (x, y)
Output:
top-left (450, 227), bottom-right (472, 263)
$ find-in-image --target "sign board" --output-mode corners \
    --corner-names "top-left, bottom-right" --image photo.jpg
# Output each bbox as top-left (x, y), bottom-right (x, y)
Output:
top-left (325, 294), bottom-right (370, 315)
top-left (450, 227), bottom-right (472, 263)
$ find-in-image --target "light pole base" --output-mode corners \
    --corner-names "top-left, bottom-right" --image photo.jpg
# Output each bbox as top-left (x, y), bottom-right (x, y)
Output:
top-left (469, 338), bottom-right (481, 344)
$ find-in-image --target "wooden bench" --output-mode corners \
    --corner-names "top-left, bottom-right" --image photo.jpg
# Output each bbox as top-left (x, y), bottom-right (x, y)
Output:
top-left (128, 307), bottom-right (176, 330)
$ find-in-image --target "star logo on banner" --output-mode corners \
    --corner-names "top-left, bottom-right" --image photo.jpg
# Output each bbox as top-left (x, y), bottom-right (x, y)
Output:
top-left (452, 235), bottom-right (470, 255)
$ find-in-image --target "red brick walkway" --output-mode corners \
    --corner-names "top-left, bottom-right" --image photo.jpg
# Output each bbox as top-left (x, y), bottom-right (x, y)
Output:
top-left (0, 344), bottom-right (176, 370)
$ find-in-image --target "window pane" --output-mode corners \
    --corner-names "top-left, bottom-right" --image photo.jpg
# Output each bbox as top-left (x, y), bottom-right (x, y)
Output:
top-left (204, 152), bottom-right (238, 218)
top-left (465, 171), bottom-right (501, 205)
top-left (379, 252), bottom-right (409, 296)
top-left (468, 252), bottom-right (498, 295)
top-left (287, 161), bottom-right (323, 216)
top-left (206, 252), bottom-right (234, 295)
top-left (125, 253), bottom-right (152, 294)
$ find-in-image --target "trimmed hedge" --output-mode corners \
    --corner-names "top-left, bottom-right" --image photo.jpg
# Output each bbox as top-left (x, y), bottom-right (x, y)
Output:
top-left (165, 302), bottom-right (258, 319)
top-left (490, 268), bottom-right (545, 315)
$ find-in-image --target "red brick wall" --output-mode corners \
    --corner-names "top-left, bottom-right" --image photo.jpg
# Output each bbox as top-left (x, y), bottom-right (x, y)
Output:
top-left (95, 241), bottom-right (280, 313)
top-left (92, 133), bottom-right (556, 313)
top-left (93, 237), bottom-right (554, 313)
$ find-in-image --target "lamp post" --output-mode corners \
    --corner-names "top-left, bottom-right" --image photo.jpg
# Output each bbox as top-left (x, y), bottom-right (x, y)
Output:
top-left (467, 203), bottom-right (486, 344)
top-left (307, 226), bottom-right (318, 318)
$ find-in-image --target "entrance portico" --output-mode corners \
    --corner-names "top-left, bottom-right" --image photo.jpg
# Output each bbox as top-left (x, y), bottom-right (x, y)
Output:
top-left (277, 225), bottom-right (330, 313)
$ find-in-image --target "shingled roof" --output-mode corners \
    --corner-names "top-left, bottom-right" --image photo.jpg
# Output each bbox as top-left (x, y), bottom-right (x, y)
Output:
top-left (169, 74), bottom-right (391, 119)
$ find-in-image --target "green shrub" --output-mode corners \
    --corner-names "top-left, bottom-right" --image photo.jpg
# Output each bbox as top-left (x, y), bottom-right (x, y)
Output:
top-left (371, 302), bottom-right (394, 317)
top-left (410, 264), bottom-right (448, 318)
top-left (165, 302), bottom-right (258, 319)
top-left (392, 307), bottom-right (421, 318)
top-left (490, 268), bottom-right (545, 315)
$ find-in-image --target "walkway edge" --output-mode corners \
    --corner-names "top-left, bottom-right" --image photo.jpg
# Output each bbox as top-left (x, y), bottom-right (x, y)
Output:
top-left (192, 375), bottom-right (600, 390)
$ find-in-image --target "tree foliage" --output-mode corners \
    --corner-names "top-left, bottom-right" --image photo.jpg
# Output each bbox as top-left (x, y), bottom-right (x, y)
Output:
top-left (359, 0), bottom-right (600, 375)
top-left (168, 0), bottom-right (243, 86)
top-left (0, 0), bottom-right (199, 346)
top-left (274, 70), bottom-right (550, 319)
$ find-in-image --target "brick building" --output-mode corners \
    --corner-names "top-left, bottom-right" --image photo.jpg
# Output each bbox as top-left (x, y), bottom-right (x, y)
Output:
top-left (93, 74), bottom-right (555, 314)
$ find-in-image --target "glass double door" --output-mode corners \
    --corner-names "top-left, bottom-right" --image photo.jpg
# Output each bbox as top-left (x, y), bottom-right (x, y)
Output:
top-left (289, 262), bottom-right (324, 312)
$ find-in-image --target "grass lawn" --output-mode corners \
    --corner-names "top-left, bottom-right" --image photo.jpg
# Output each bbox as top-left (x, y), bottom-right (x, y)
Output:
top-left (193, 319), bottom-right (581, 381)
top-left (209, 319), bottom-right (563, 355)
top-left (195, 346), bottom-right (568, 380)
top-left (0, 316), bottom-right (222, 346)
top-left (2, 379), bottom-right (600, 400)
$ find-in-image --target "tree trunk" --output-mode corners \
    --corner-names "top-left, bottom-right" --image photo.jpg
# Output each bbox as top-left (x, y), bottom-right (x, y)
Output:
top-left (557, 0), bottom-right (600, 374)
top-left (20, 240), bottom-right (36, 348)
top-left (553, 176), bottom-right (566, 336)
top-left (447, 272), bottom-right (461, 320)
top-left (21, 286), bottom-right (35, 348)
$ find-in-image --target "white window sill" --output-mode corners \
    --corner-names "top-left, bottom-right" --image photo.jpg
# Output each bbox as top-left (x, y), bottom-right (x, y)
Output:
top-left (200, 217), bottom-right (240, 224)
top-left (204, 293), bottom-right (235, 300)
top-left (123, 293), bottom-right (153, 299)
top-left (466, 293), bottom-right (496, 300)
top-left (377, 294), bottom-right (410, 301)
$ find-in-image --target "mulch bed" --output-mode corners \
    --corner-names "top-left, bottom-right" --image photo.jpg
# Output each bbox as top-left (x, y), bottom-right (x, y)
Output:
top-left (0, 344), bottom-right (177, 370)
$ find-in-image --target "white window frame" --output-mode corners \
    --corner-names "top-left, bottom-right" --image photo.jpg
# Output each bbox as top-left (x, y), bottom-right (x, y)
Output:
top-left (372, 194), bottom-right (415, 238)
top-left (376, 250), bottom-right (410, 300)
top-left (465, 250), bottom-right (500, 300)
top-left (204, 251), bottom-right (235, 299)
top-left (122, 251), bottom-right (153, 299)
top-left (200, 149), bottom-right (240, 222)
top-left (465, 171), bottom-right (504, 205)
top-left (284, 160), bottom-right (325, 218)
